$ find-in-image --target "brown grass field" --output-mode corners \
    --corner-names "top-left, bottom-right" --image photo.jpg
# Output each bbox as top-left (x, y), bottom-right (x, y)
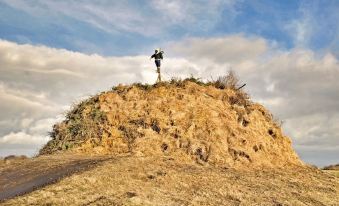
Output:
top-left (324, 170), bottom-right (339, 178)
top-left (1, 154), bottom-right (338, 206)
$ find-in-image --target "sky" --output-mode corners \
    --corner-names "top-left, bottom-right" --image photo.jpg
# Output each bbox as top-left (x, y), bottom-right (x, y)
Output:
top-left (0, 0), bottom-right (338, 167)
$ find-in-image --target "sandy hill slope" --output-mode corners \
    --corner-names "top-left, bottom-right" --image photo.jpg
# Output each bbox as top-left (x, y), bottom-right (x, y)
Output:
top-left (2, 78), bottom-right (338, 206)
top-left (40, 79), bottom-right (301, 168)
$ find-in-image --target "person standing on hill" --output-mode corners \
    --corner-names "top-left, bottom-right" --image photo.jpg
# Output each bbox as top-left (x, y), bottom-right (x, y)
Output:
top-left (150, 48), bottom-right (164, 83)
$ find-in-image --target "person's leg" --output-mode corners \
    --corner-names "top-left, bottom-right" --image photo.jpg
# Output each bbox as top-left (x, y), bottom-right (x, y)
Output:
top-left (155, 60), bottom-right (161, 82)
top-left (155, 60), bottom-right (161, 70)
top-left (157, 69), bottom-right (161, 82)
top-left (154, 60), bottom-right (158, 69)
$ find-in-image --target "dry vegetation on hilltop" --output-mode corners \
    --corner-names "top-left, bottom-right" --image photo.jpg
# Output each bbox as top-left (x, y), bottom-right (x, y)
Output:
top-left (39, 72), bottom-right (301, 168)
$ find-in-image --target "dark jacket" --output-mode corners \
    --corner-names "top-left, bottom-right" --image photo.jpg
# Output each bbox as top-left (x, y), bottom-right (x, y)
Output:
top-left (151, 51), bottom-right (163, 60)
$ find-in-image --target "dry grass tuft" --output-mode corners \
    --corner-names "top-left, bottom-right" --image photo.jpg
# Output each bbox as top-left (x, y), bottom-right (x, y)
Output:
top-left (213, 70), bottom-right (239, 89)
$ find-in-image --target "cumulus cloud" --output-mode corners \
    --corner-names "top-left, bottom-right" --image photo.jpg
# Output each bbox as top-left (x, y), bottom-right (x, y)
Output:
top-left (0, 132), bottom-right (47, 145)
top-left (167, 34), bottom-right (269, 64)
top-left (0, 37), bottom-right (338, 166)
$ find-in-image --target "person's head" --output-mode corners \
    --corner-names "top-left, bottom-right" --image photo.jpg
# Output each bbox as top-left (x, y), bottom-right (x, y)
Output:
top-left (155, 49), bottom-right (159, 54)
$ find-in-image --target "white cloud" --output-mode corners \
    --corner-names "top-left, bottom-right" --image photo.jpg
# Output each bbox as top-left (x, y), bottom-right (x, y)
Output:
top-left (28, 117), bottom-right (62, 134)
top-left (20, 118), bottom-right (34, 128)
top-left (151, 0), bottom-right (235, 30)
top-left (167, 34), bottom-right (269, 64)
top-left (284, 15), bottom-right (312, 48)
top-left (2, 0), bottom-right (237, 36)
top-left (0, 83), bottom-right (56, 110)
top-left (0, 132), bottom-right (47, 145)
top-left (0, 116), bottom-right (63, 157)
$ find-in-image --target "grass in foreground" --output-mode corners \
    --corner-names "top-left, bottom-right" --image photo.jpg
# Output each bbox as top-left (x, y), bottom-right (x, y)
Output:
top-left (2, 155), bottom-right (338, 206)
top-left (323, 170), bottom-right (339, 177)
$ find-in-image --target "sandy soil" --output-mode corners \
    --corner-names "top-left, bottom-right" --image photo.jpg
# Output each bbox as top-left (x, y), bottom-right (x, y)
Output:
top-left (1, 155), bottom-right (338, 206)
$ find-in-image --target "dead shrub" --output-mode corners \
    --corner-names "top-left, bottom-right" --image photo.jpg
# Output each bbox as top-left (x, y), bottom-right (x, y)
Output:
top-left (229, 90), bottom-right (250, 107)
top-left (169, 76), bottom-right (207, 87)
top-left (132, 82), bottom-right (153, 91)
top-left (184, 75), bottom-right (206, 86)
top-left (213, 70), bottom-right (239, 90)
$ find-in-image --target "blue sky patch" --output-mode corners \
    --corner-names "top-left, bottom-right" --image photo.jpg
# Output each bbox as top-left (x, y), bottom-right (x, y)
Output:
top-left (0, 0), bottom-right (338, 56)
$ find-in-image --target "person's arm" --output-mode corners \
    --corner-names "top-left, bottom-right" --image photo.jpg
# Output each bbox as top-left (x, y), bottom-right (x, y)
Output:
top-left (150, 54), bottom-right (155, 60)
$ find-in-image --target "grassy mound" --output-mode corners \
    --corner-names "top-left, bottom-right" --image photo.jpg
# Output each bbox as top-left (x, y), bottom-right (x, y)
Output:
top-left (40, 74), bottom-right (302, 168)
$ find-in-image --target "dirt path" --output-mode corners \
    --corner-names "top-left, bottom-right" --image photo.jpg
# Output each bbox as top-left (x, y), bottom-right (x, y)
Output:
top-left (0, 154), bottom-right (111, 202)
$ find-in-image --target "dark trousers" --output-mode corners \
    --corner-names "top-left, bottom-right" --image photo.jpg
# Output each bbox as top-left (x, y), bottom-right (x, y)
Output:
top-left (155, 60), bottom-right (161, 68)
